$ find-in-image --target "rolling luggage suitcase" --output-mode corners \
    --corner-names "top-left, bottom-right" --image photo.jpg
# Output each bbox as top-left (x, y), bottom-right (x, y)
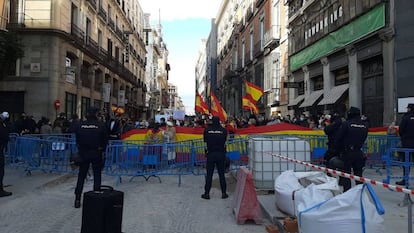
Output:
top-left (81, 185), bottom-right (124, 233)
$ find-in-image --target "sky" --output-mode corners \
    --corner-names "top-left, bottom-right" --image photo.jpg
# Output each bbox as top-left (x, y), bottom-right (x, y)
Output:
top-left (139, 0), bottom-right (222, 115)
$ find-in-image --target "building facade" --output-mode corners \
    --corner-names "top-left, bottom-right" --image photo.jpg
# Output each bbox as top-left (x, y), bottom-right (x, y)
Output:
top-left (285, 0), bottom-right (414, 127)
top-left (143, 13), bottom-right (170, 120)
top-left (0, 0), bottom-right (148, 122)
top-left (216, 0), bottom-right (273, 118)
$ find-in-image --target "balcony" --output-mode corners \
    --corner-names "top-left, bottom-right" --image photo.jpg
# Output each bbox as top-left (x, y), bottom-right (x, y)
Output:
top-left (108, 18), bottom-right (115, 30)
top-left (254, 41), bottom-right (263, 58)
top-left (245, 7), bottom-right (254, 22)
top-left (85, 36), bottom-right (99, 55)
top-left (256, 0), bottom-right (265, 8)
top-left (71, 23), bottom-right (85, 44)
top-left (115, 27), bottom-right (123, 39)
top-left (98, 7), bottom-right (107, 22)
top-left (85, 0), bottom-right (97, 9)
top-left (264, 25), bottom-right (281, 49)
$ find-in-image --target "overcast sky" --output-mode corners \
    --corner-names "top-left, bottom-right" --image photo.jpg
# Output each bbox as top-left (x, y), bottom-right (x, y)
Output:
top-left (139, 0), bottom-right (222, 115)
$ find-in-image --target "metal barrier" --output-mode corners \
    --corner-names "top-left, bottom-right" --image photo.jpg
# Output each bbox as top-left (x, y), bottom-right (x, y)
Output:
top-left (5, 133), bottom-right (407, 188)
top-left (104, 142), bottom-right (194, 185)
top-left (383, 147), bottom-right (414, 185)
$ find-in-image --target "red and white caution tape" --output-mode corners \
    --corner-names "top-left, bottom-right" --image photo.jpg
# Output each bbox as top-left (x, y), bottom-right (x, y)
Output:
top-left (267, 152), bottom-right (414, 195)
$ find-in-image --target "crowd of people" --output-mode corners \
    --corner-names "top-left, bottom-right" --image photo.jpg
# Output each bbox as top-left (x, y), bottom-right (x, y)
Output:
top-left (1, 104), bottom-right (413, 203)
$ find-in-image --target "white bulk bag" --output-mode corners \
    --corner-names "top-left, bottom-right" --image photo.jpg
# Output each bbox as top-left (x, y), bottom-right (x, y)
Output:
top-left (298, 183), bottom-right (385, 233)
top-left (274, 170), bottom-right (340, 216)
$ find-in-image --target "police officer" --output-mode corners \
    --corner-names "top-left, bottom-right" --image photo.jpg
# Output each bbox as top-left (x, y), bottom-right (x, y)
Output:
top-left (74, 107), bottom-right (108, 208)
top-left (0, 112), bottom-right (12, 197)
top-left (335, 107), bottom-right (368, 192)
top-left (396, 103), bottom-right (414, 186)
top-left (323, 112), bottom-right (343, 167)
top-left (202, 116), bottom-right (228, 199)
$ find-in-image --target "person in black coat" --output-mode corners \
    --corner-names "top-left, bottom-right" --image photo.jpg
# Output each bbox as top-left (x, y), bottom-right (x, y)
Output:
top-left (335, 107), bottom-right (368, 192)
top-left (202, 116), bottom-right (228, 199)
top-left (73, 107), bottom-right (108, 208)
top-left (0, 112), bottom-right (12, 197)
top-left (323, 112), bottom-right (344, 167)
top-left (396, 103), bottom-right (414, 186)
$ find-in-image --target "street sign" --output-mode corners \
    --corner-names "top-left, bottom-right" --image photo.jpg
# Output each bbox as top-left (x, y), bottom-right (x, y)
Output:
top-left (283, 82), bottom-right (301, 88)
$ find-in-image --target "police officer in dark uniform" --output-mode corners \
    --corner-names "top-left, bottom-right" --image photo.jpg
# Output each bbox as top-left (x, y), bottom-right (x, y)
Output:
top-left (335, 107), bottom-right (368, 192)
top-left (0, 112), bottom-right (12, 197)
top-left (324, 112), bottom-right (344, 167)
top-left (396, 103), bottom-right (414, 186)
top-left (202, 116), bottom-right (228, 199)
top-left (74, 107), bottom-right (108, 208)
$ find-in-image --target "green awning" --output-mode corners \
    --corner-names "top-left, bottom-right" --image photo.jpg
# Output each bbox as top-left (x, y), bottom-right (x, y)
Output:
top-left (290, 3), bottom-right (385, 71)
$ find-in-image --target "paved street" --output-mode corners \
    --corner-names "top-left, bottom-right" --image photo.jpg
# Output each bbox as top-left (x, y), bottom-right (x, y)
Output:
top-left (0, 166), bottom-right (412, 233)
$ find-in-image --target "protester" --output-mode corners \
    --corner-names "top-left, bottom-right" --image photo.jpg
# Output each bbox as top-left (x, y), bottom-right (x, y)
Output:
top-left (0, 112), bottom-right (12, 197)
top-left (202, 116), bottom-right (228, 200)
top-left (163, 121), bottom-right (176, 143)
top-left (73, 107), bottom-right (108, 208)
top-left (145, 123), bottom-right (163, 144)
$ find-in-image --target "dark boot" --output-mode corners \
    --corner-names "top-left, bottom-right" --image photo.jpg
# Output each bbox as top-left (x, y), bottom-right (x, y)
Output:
top-left (201, 194), bottom-right (210, 200)
top-left (396, 180), bottom-right (406, 186)
top-left (74, 194), bottom-right (81, 208)
top-left (222, 193), bottom-right (229, 199)
top-left (0, 189), bottom-right (12, 197)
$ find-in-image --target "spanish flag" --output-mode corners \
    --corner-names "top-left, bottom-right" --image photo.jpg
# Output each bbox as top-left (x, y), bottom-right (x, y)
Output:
top-left (195, 92), bottom-right (209, 114)
top-left (210, 92), bottom-right (227, 122)
top-left (245, 80), bottom-right (264, 103)
top-left (242, 95), bottom-right (259, 114)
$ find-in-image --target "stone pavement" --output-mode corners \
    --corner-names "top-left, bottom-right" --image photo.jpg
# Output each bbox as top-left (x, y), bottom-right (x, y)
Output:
top-left (0, 165), bottom-right (412, 233)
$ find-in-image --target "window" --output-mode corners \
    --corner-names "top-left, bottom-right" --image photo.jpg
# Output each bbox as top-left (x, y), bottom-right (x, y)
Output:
top-left (86, 17), bottom-right (91, 43)
top-left (81, 97), bottom-right (91, 119)
top-left (98, 30), bottom-right (102, 48)
top-left (260, 16), bottom-right (264, 50)
top-left (249, 29), bottom-right (254, 60)
top-left (312, 76), bottom-right (323, 91)
top-left (107, 39), bottom-right (112, 57)
top-left (241, 40), bottom-right (245, 66)
top-left (65, 92), bottom-right (77, 120)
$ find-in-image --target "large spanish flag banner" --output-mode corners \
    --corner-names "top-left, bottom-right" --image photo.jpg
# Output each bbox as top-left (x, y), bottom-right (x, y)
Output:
top-left (210, 92), bottom-right (227, 122)
top-left (242, 95), bottom-right (259, 114)
top-left (245, 80), bottom-right (264, 103)
top-left (121, 124), bottom-right (388, 142)
top-left (195, 92), bottom-right (209, 114)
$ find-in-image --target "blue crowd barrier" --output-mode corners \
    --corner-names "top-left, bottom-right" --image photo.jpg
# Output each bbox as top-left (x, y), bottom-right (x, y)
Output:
top-left (383, 147), bottom-right (414, 185)
top-left (5, 133), bottom-right (407, 187)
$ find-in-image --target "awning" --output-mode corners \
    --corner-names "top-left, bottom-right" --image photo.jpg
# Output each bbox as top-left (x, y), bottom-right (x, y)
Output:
top-left (318, 84), bottom-right (349, 105)
top-left (299, 90), bottom-right (324, 108)
top-left (288, 95), bottom-right (305, 107)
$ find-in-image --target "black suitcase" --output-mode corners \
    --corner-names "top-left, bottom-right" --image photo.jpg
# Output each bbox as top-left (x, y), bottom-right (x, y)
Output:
top-left (81, 185), bottom-right (124, 233)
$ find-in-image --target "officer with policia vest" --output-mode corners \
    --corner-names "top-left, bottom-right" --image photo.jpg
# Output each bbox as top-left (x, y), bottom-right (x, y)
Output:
top-left (73, 107), bottom-right (108, 208)
top-left (202, 116), bottom-right (228, 199)
top-left (335, 107), bottom-right (368, 192)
